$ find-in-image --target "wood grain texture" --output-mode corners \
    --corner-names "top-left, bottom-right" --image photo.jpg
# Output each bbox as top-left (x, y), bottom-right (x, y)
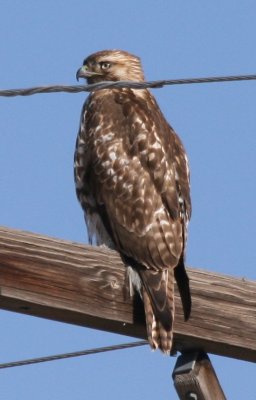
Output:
top-left (0, 226), bottom-right (255, 362)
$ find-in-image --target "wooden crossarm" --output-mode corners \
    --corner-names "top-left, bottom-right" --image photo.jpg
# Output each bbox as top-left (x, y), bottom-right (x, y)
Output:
top-left (0, 226), bottom-right (256, 362)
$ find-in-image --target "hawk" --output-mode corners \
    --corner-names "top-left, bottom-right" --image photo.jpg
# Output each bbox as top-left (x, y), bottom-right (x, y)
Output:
top-left (75, 50), bottom-right (191, 354)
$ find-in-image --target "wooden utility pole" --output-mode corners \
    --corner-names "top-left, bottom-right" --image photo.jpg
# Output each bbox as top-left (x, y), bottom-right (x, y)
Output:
top-left (173, 352), bottom-right (226, 400)
top-left (0, 226), bottom-right (256, 362)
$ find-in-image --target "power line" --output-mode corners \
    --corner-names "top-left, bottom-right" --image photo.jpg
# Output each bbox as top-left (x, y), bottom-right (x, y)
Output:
top-left (0, 341), bottom-right (148, 370)
top-left (0, 74), bottom-right (255, 98)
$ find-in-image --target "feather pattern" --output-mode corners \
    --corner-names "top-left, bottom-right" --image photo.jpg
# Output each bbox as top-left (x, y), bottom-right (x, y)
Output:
top-left (74, 50), bottom-right (191, 354)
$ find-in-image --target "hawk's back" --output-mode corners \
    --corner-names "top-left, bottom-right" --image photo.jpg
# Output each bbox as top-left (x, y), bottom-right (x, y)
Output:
top-left (74, 50), bottom-right (191, 353)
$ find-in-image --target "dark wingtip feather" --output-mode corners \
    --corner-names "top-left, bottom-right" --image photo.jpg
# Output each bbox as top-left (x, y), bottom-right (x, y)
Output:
top-left (174, 259), bottom-right (191, 321)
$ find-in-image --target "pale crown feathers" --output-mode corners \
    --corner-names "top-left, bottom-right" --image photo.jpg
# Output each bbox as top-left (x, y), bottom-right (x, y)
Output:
top-left (76, 49), bottom-right (145, 83)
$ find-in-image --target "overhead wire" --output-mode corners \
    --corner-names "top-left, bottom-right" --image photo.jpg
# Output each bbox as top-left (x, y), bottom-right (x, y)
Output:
top-left (0, 71), bottom-right (254, 372)
top-left (0, 73), bottom-right (255, 98)
top-left (0, 341), bottom-right (148, 370)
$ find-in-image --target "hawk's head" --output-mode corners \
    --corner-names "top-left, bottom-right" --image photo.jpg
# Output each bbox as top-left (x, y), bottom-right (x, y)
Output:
top-left (76, 50), bottom-right (145, 84)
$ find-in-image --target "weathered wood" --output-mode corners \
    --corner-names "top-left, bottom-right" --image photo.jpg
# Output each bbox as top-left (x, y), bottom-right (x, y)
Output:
top-left (0, 226), bottom-right (256, 362)
top-left (173, 352), bottom-right (226, 400)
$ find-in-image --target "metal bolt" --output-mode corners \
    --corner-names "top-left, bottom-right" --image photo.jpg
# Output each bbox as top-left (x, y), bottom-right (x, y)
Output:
top-left (186, 392), bottom-right (198, 400)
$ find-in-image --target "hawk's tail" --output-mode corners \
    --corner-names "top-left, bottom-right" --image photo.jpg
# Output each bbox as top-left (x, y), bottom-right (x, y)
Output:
top-left (139, 268), bottom-right (175, 354)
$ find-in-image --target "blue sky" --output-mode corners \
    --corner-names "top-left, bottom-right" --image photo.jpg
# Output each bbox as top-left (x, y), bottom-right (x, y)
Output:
top-left (1, 1), bottom-right (255, 399)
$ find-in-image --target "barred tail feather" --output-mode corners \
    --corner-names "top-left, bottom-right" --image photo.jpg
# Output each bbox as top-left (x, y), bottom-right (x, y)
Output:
top-left (142, 289), bottom-right (173, 354)
top-left (140, 268), bottom-right (175, 354)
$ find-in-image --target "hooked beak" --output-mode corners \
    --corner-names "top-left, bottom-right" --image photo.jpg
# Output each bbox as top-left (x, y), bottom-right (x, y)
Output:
top-left (76, 65), bottom-right (101, 81)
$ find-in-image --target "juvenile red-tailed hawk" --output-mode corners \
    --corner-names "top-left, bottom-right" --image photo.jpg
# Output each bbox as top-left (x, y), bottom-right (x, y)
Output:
top-left (75, 50), bottom-right (191, 354)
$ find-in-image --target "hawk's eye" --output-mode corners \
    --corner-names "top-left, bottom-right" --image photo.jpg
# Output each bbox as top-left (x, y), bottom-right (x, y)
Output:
top-left (100, 62), bottom-right (111, 70)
